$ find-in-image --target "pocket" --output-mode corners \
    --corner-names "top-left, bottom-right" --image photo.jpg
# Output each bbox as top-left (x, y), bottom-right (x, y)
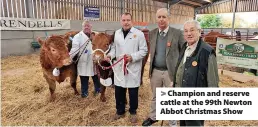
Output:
top-left (127, 61), bottom-right (141, 72)
top-left (79, 53), bottom-right (90, 62)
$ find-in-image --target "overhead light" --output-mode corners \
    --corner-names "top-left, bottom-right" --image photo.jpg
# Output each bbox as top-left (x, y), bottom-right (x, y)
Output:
top-left (202, 0), bottom-right (212, 2)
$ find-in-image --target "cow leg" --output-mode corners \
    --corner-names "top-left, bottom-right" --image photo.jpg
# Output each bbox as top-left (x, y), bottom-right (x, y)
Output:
top-left (100, 85), bottom-right (106, 102)
top-left (44, 75), bottom-right (56, 101)
top-left (140, 66), bottom-right (144, 85)
top-left (140, 58), bottom-right (147, 86)
top-left (70, 65), bottom-right (79, 95)
top-left (70, 75), bottom-right (79, 95)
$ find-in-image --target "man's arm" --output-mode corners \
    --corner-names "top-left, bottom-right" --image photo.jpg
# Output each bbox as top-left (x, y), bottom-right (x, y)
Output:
top-left (107, 33), bottom-right (116, 60)
top-left (207, 54), bottom-right (219, 87)
top-left (130, 32), bottom-right (148, 63)
top-left (69, 35), bottom-right (80, 59)
top-left (178, 30), bottom-right (185, 52)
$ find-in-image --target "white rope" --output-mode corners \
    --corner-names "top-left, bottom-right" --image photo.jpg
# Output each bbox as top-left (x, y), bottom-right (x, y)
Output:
top-left (91, 45), bottom-right (111, 58)
top-left (108, 60), bottom-right (122, 82)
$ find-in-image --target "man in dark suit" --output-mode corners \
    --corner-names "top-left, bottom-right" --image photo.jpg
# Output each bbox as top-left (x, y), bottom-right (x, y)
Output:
top-left (142, 8), bottom-right (185, 126)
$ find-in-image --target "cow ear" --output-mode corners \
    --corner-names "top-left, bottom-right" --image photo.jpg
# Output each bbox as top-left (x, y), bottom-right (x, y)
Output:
top-left (64, 34), bottom-right (70, 40)
top-left (107, 34), bottom-right (114, 44)
top-left (37, 37), bottom-right (44, 45)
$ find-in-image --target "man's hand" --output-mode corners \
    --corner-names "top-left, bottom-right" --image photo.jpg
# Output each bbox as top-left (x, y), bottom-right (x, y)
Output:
top-left (104, 55), bottom-right (111, 62)
top-left (125, 54), bottom-right (132, 62)
top-left (170, 82), bottom-right (174, 87)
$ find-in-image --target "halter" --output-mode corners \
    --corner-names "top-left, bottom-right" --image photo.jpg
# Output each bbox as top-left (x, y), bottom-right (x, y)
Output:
top-left (91, 45), bottom-right (111, 58)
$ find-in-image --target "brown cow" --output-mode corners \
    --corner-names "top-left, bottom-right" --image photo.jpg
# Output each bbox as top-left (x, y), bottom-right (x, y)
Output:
top-left (203, 31), bottom-right (230, 50)
top-left (37, 33), bottom-right (79, 101)
top-left (91, 33), bottom-right (114, 102)
top-left (92, 32), bottom-right (150, 102)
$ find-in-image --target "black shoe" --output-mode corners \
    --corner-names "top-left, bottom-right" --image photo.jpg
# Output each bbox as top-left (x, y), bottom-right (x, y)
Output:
top-left (81, 93), bottom-right (88, 98)
top-left (142, 118), bottom-right (158, 126)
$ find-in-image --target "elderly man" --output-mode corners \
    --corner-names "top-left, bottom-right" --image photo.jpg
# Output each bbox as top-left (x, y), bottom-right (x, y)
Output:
top-left (173, 20), bottom-right (219, 126)
top-left (142, 8), bottom-right (185, 126)
top-left (69, 21), bottom-right (100, 98)
top-left (106, 12), bottom-right (148, 123)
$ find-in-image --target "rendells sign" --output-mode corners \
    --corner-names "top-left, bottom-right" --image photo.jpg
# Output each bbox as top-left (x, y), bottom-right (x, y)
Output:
top-left (0, 17), bottom-right (70, 30)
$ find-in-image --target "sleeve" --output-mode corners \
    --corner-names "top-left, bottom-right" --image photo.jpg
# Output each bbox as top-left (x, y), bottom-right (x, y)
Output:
top-left (207, 54), bottom-right (219, 87)
top-left (178, 30), bottom-right (185, 52)
top-left (69, 34), bottom-right (80, 59)
top-left (107, 33), bottom-right (116, 60)
top-left (131, 32), bottom-right (148, 63)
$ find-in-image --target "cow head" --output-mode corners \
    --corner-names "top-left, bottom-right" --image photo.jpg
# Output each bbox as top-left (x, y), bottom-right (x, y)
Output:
top-left (92, 33), bottom-right (114, 63)
top-left (38, 34), bottom-right (72, 68)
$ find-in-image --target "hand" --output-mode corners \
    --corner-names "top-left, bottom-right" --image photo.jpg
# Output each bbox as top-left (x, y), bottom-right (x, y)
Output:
top-left (104, 55), bottom-right (111, 62)
top-left (170, 82), bottom-right (174, 87)
top-left (125, 54), bottom-right (132, 62)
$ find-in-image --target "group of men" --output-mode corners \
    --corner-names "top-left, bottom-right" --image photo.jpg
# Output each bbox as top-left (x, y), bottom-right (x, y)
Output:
top-left (69, 7), bottom-right (219, 126)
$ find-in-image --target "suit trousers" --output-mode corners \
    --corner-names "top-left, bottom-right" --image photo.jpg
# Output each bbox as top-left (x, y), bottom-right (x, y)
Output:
top-left (150, 68), bottom-right (176, 126)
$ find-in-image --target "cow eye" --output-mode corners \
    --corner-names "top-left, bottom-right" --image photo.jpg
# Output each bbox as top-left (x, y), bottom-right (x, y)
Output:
top-left (51, 49), bottom-right (56, 52)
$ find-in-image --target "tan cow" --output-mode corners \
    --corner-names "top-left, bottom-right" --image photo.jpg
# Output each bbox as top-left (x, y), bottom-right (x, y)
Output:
top-left (37, 33), bottom-right (79, 101)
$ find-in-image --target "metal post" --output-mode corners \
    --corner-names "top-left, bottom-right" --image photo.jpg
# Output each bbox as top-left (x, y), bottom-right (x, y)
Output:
top-left (120, 0), bottom-right (124, 15)
top-left (231, 0), bottom-right (237, 36)
top-left (167, 1), bottom-right (170, 12)
top-left (194, 8), bottom-right (197, 20)
top-left (25, 0), bottom-right (34, 18)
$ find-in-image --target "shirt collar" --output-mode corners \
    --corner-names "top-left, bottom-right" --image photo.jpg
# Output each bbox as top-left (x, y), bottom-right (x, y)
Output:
top-left (120, 27), bottom-right (135, 33)
top-left (159, 26), bottom-right (169, 34)
top-left (186, 40), bottom-right (198, 50)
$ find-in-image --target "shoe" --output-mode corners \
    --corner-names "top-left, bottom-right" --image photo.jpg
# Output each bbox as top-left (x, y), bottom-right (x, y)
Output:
top-left (81, 93), bottom-right (88, 98)
top-left (113, 114), bottom-right (125, 121)
top-left (142, 118), bottom-right (158, 126)
top-left (93, 90), bottom-right (100, 96)
top-left (129, 114), bottom-right (138, 123)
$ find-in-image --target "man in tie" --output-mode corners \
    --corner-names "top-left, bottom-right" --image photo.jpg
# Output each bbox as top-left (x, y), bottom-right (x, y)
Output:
top-left (142, 8), bottom-right (185, 126)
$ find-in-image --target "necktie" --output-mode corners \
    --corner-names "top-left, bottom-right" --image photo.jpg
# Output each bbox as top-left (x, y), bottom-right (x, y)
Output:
top-left (160, 31), bottom-right (165, 37)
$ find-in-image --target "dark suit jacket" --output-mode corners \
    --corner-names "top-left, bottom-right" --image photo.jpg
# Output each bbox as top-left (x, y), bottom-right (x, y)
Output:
top-left (149, 27), bottom-right (185, 81)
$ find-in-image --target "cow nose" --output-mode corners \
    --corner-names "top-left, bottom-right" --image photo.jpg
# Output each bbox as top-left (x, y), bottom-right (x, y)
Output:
top-left (63, 58), bottom-right (72, 66)
top-left (95, 55), bottom-right (101, 60)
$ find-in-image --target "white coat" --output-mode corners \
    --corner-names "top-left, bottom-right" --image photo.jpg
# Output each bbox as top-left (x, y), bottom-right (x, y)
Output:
top-left (108, 27), bottom-right (148, 88)
top-left (69, 31), bottom-right (95, 76)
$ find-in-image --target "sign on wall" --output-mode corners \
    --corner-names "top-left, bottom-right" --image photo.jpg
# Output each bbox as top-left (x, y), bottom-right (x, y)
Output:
top-left (0, 17), bottom-right (70, 30)
top-left (133, 21), bottom-right (149, 30)
top-left (84, 7), bottom-right (100, 20)
top-left (216, 38), bottom-right (258, 70)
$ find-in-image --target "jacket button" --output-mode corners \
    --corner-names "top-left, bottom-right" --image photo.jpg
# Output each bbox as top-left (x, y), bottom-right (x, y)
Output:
top-left (185, 68), bottom-right (187, 71)
top-left (183, 80), bottom-right (185, 82)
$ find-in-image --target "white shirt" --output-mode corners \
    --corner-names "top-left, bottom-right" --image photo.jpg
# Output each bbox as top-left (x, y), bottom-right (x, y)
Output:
top-left (158, 26), bottom-right (169, 36)
top-left (183, 40), bottom-right (198, 63)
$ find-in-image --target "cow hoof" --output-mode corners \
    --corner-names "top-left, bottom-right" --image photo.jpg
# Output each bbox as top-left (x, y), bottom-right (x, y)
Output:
top-left (50, 94), bottom-right (56, 102)
top-left (100, 96), bottom-right (106, 102)
top-left (74, 91), bottom-right (80, 95)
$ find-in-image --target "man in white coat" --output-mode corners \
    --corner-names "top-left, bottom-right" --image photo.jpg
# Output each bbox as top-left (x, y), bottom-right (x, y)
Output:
top-left (106, 12), bottom-right (148, 123)
top-left (69, 21), bottom-right (100, 98)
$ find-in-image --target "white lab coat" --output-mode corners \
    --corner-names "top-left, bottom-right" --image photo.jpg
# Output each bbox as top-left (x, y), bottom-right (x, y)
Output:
top-left (69, 31), bottom-right (95, 76)
top-left (108, 27), bottom-right (148, 88)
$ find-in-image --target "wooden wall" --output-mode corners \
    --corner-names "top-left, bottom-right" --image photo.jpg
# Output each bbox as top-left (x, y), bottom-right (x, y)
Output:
top-left (1, 0), bottom-right (194, 24)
